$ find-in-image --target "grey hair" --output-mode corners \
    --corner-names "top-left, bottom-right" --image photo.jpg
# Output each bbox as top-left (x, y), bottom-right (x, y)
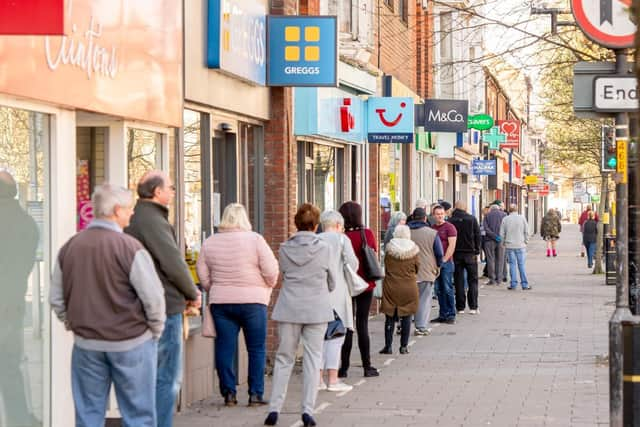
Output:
top-left (388, 211), bottom-right (407, 228)
top-left (415, 199), bottom-right (428, 209)
top-left (320, 209), bottom-right (344, 229)
top-left (489, 204), bottom-right (500, 210)
top-left (393, 224), bottom-right (411, 239)
top-left (91, 184), bottom-right (133, 218)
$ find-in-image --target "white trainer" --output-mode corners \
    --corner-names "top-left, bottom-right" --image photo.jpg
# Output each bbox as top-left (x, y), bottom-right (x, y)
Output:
top-left (458, 310), bottom-right (465, 314)
top-left (327, 382), bottom-right (353, 392)
top-left (318, 381), bottom-right (327, 391)
top-left (469, 309), bottom-right (479, 314)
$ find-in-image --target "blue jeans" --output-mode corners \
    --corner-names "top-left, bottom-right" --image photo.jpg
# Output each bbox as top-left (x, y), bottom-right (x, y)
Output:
top-left (71, 338), bottom-right (157, 427)
top-left (586, 242), bottom-right (596, 267)
top-left (212, 303), bottom-right (267, 397)
top-left (434, 261), bottom-right (456, 320)
top-left (506, 248), bottom-right (529, 289)
top-left (157, 313), bottom-right (183, 427)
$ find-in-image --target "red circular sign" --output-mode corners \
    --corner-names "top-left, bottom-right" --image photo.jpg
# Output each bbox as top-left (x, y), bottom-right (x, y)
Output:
top-left (571, 0), bottom-right (635, 48)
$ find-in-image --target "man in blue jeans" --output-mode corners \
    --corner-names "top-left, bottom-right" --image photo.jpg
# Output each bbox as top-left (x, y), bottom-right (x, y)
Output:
top-left (430, 204), bottom-right (458, 324)
top-left (126, 171), bottom-right (201, 427)
top-left (50, 184), bottom-right (166, 426)
top-left (499, 204), bottom-right (531, 290)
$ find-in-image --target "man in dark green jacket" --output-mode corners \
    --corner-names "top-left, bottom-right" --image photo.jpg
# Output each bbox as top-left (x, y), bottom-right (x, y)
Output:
top-left (125, 170), bottom-right (200, 427)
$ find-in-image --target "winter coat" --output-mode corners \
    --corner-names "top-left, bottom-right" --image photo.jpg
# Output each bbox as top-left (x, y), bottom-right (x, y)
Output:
top-left (540, 212), bottom-right (562, 240)
top-left (482, 208), bottom-right (507, 241)
top-left (318, 232), bottom-right (357, 330)
top-left (408, 220), bottom-right (443, 282)
top-left (345, 228), bottom-right (378, 291)
top-left (449, 209), bottom-right (482, 255)
top-left (381, 238), bottom-right (420, 317)
top-left (196, 229), bottom-right (279, 307)
top-left (583, 219), bottom-right (598, 245)
top-left (124, 200), bottom-right (199, 315)
top-left (272, 231), bottom-right (335, 324)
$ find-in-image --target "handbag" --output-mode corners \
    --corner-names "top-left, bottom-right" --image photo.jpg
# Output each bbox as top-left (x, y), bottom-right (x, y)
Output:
top-left (325, 310), bottom-right (346, 340)
top-left (202, 302), bottom-right (216, 338)
top-left (342, 236), bottom-right (369, 297)
top-left (359, 229), bottom-right (384, 281)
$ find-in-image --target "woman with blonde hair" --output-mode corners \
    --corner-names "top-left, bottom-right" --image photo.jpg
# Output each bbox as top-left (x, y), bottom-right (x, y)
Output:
top-left (196, 203), bottom-right (279, 407)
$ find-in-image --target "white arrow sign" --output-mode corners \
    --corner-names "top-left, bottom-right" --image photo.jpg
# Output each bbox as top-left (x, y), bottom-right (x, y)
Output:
top-left (593, 76), bottom-right (639, 112)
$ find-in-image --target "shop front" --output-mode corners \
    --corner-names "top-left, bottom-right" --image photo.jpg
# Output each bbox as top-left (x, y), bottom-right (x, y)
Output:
top-left (0, 1), bottom-right (183, 425)
top-left (415, 131), bottom-right (438, 205)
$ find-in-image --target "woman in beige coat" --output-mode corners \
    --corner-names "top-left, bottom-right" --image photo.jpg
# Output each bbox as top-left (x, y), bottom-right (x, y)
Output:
top-left (379, 225), bottom-right (419, 355)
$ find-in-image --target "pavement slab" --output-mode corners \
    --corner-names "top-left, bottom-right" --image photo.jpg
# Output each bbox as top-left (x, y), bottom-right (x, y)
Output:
top-left (175, 224), bottom-right (611, 427)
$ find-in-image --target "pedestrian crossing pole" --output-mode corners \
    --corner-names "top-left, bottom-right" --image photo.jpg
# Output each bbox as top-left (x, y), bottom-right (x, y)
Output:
top-left (609, 49), bottom-right (635, 427)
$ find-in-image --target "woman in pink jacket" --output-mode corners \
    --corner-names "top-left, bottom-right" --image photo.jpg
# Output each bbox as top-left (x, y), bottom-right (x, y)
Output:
top-left (196, 203), bottom-right (279, 408)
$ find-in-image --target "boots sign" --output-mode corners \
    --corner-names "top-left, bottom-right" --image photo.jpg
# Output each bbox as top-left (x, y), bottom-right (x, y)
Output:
top-left (422, 99), bottom-right (469, 133)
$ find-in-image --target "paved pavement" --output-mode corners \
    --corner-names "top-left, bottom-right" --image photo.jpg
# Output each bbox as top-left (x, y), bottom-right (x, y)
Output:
top-left (174, 224), bottom-right (612, 427)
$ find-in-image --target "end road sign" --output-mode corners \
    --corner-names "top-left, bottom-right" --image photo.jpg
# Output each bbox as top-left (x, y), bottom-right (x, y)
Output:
top-left (594, 76), bottom-right (639, 112)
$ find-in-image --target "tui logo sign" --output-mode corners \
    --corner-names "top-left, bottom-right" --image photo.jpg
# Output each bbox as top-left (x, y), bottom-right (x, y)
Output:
top-left (367, 97), bottom-right (414, 143)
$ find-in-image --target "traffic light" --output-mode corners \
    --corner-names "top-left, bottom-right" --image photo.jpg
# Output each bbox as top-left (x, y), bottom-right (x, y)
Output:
top-left (602, 125), bottom-right (617, 172)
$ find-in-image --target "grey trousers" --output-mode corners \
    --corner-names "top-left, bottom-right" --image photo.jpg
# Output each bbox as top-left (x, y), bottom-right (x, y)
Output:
top-left (415, 281), bottom-right (434, 329)
top-left (268, 322), bottom-right (325, 415)
top-left (484, 240), bottom-right (505, 282)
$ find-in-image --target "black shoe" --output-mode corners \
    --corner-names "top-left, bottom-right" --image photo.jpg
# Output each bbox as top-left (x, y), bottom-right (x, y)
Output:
top-left (507, 286), bottom-right (516, 290)
top-left (430, 317), bottom-right (445, 323)
top-left (364, 366), bottom-right (379, 377)
top-left (302, 413), bottom-right (317, 427)
top-left (338, 368), bottom-right (348, 378)
top-left (443, 318), bottom-right (456, 325)
top-left (522, 286), bottom-right (532, 290)
top-left (264, 411), bottom-right (278, 425)
top-left (379, 347), bottom-right (392, 354)
top-left (249, 394), bottom-right (268, 406)
top-left (224, 392), bottom-right (238, 407)
top-left (399, 346), bottom-right (409, 354)
top-left (502, 278), bottom-right (508, 282)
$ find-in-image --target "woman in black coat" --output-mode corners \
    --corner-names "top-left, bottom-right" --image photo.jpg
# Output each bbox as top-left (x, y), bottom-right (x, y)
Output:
top-left (582, 211), bottom-right (598, 269)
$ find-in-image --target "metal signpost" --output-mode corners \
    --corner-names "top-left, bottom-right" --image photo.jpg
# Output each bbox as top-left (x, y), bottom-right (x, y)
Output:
top-left (571, 0), bottom-right (636, 422)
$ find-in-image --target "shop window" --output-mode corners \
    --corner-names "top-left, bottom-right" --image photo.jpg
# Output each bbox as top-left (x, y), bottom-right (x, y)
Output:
top-left (127, 129), bottom-right (163, 192)
top-left (76, 127), bottom-right (106, 230)
top-left (0, 106), bottom-right (49, 427)
top-left (239, 123), bottom-right (265, 233)
top-left (183, 110), bottom-right (203, 252)
top-left (298, 142), bottom-right (343, 212)
top-left (379, 143), bottom-right (403, 234)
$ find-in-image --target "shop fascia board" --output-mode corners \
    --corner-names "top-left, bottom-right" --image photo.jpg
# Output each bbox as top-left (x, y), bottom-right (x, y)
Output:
top-left (338, 61), bottom-right (377, 95)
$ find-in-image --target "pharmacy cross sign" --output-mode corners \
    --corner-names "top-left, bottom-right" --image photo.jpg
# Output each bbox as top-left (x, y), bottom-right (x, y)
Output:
top-left (571, 0), bottom-right (635, 48)
top-left (484, 126), bottom-right (506, 150)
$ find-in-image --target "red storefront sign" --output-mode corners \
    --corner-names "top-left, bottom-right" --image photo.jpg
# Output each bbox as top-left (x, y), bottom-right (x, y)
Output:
top-left (496, 120), bottom-right (521, 150)
top-left (0, 0), bottom-right (63, 35)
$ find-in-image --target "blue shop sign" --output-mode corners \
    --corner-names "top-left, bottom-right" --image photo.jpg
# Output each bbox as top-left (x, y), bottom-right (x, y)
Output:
top-left (207, 0), bottom-right (266, 85)
top-left (294, 87), bottom-right (366, 143)
top-left (367, 97), bottom-right (414, 143)
top-left (267, 16), bottom-right (337, 87)
top-left (471, 159), bottom-right (497, 175)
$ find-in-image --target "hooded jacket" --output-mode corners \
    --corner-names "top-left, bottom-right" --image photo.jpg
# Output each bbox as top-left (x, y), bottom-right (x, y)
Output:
top-left (449, 209), bottom-right (482, 255)
top-left (272, 231), bottom-right (336, 324)
top-left (381, 238), bottom-right (420, 317)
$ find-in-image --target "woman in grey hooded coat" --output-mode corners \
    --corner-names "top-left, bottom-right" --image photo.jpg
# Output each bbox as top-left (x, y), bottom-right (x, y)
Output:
top-left (265, 204), bottom-right (336, 427)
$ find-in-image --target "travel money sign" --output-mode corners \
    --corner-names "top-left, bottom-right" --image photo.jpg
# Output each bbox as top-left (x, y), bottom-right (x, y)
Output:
top-left (571, 0), bottom-right (635, 48)
top-left (367, 97), bottom-right (414, 143)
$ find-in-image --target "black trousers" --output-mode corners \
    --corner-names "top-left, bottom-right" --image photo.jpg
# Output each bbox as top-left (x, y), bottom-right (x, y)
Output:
top-left (454, 253), bottom-right (479, 311)
top-left (340, 290), bottom-right (373, 371)
top-left (384, 312), bottom-right (411, 348)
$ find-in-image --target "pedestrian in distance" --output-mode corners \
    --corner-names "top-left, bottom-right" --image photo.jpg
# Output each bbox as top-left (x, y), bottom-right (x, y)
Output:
top-left (408, 207), bottom-right (443, 336)
top-left (430, 204), bottom-right (458, 324)
top-left (50, 184), bottom-right (166, 427)
top-left (195, 203), bottom-right (279, 407)
top-left (317, 210), bottom-right (357, 393)
top-left (379, 225), bottom-right (420, 355)
top-left (541, 208), bottom-right (562, 257)
top-left (482, 203), bottom-right (507, 286)
top-left (449, 201), bottom-right (482, 315)
top-left (0, 170), bottom-right (40, 427)
top-left (578, 206), bottom-right (598, 257)
top-left (582, 211), bottom-right (598, 269)
top-left (337, 201), bottom-right (380, 378)
top-left (383, 211), bottom-right (407, 248)
top-left (500, 204), bottom-right (531, 290)
top-left (124, 170), bottom-right (201, 427)
top-left (265, 204), bottom-right (336, 427)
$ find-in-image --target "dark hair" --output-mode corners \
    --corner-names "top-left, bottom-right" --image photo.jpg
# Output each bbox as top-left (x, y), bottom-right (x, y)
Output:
top-left (412, 207), bottom-right (427, 220)
top-left (294, 203), bottom-right (321, 231)
top-left (432, 205), bottom-right (445, 214)
top-left (137, 175), bottom-right (165, 199)
top-left (339, 201), bottom-right (363, 230)
top-left (0, 172), bottom-right (17, 199)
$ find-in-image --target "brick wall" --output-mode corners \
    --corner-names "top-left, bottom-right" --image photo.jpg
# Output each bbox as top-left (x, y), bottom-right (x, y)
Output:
top-left (415, 3), bottom-right (434, 98)
top-left (372, 0), bottom-right (417, 92)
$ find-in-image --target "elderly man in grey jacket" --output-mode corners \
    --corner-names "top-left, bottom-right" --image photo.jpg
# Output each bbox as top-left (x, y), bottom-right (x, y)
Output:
top-left (50, 184), bottom-right (165, 427)
top-left (499, 204), bottom-right (531, 290)
top-left (266, 204), bottom-right (336, 427)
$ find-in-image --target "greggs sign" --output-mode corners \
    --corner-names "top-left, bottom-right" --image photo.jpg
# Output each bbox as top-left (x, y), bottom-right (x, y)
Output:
top-left (0, 0), bottom-right (63, 35)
